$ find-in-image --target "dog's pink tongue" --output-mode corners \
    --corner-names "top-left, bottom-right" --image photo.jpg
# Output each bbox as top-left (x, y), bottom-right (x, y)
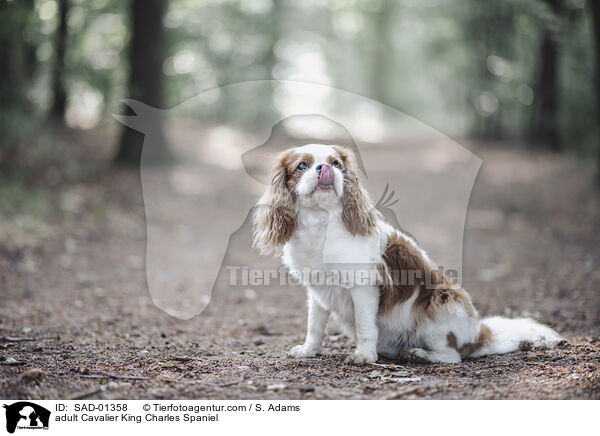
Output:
top-left (319, 164), bottom-right (335, 185)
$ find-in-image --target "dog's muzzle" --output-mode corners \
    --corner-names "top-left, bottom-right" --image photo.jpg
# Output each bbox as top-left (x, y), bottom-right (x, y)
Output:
top-left (317, 163), bottom-right (335, 186)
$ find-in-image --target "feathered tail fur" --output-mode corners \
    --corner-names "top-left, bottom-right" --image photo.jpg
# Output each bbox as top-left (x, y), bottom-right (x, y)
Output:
top-left (469, 316), bottom-right (563, 358)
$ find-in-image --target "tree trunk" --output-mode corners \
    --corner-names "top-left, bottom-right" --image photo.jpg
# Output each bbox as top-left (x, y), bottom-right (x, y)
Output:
top-left (465, 0), bottom-right (514, 141)
top-left (591, 0), bottom-right (600, 182)
top-left (22, 0), bottom-right (37, 81)
top-left (0, 0), bottom-right (35, 170)
top-left (50, 0), bottom-right (69, 121)
top-left (116, 0), bottom-right (170, 166)
top-left (371, 0), bottom-right (393, 107)
top-left (531, 0), bottom-right (562, 151)
top-left (252, 0), bottom-right (281, 127)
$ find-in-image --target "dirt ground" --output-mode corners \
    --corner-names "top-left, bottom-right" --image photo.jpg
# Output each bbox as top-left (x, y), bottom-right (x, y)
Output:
top-left (1, 128), bottom-right (599, 400)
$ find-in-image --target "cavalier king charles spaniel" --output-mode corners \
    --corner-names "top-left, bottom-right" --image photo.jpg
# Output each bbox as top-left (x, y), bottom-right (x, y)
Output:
top-left (253, 144), bottom-right (562, 364)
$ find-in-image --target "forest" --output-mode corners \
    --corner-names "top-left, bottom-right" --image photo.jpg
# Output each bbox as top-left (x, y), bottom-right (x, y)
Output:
top-left (1, 0), bottom-right (599, 400)
top-left (1, 0), bottom-right (599, 174)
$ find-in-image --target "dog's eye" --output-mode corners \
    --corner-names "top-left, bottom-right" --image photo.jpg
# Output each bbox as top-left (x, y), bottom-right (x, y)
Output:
top-left (331, 160), bottom-right (341, 169)
top-left (296, 162), bottom-right (308, 172)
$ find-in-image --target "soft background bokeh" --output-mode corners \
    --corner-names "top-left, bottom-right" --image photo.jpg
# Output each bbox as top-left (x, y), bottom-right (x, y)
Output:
top-left (1, 0), bottom-right (599, 172)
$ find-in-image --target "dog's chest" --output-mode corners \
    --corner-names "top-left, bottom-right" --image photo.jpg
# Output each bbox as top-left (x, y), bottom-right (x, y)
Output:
top-left (283, 212), bottom-right (381, 270)
top-left (281, 216), bottom-right (348, 304)
top-left (282, 211), bottom-right (335, 269)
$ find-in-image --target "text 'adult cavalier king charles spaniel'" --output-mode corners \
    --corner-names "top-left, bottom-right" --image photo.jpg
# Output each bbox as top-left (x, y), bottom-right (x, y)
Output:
top-left (252, 144), bottom-right (562, 364)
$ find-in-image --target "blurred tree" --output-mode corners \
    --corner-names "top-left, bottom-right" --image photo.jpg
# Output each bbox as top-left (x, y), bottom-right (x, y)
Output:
top-left (465, 1), bottom-right (516, 141)
top-left (0, 0), bottom-right (597, 176)
top-left (261, 0), bottom-right (281, 76)
top-left (530, 0), bottom-right (562, 151)
top-left (370, 0), bottom-right (394, 107)
top-left (116, 0), bottom-right (170, 165)
top-left (256, 0), bottom-right (281, 123)
top-left (22, 0), bottom-right (37, 82)
top-left (50, 0), bottom-right (70, 121)
top-left (0, 0), bottom-right (36, 171)
top-left (592, 0), bottom-right (600, 180)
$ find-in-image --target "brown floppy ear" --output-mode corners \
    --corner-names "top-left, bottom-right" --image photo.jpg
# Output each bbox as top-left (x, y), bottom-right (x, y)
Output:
top-left (252, 150), bottom-right (298, 255)
top-left (333, 146), bottom-right (378, 237)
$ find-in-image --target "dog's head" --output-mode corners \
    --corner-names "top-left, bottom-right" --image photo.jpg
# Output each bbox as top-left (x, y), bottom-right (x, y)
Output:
top-left (252, 144), bottom-right (377, 255)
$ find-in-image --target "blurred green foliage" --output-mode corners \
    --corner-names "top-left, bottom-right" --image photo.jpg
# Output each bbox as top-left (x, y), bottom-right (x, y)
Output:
top-left (0, 0), bottom-right (598, 176)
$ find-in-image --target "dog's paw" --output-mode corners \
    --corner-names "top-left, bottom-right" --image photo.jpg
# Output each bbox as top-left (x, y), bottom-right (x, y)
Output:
top-left (288, 344), bottom-right (320, 358)
top-left (344, 350), bottom-right (378, 365)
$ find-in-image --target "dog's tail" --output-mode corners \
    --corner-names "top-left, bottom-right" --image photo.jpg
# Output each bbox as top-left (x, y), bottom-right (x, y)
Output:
top-left (468, 316), bottom-right (563, 358)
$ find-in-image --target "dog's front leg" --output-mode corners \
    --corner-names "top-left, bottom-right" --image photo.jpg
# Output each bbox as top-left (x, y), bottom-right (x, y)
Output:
top-left (345, 286), bottom-right (379, 364)
top-left (288, 294), bottom-right (330, 358)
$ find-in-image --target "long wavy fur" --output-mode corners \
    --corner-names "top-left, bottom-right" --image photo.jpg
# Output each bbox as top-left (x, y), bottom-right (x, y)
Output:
top-left (334, 146), bottom-right (378, 237)
top-left (252, 150), bottom-right (298, 255)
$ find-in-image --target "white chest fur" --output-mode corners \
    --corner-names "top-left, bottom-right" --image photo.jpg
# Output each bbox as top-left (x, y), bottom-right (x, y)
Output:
top-left (281, 207), bottom-right (382, 319)
top-left (282, 207), bottom-right (382, 269)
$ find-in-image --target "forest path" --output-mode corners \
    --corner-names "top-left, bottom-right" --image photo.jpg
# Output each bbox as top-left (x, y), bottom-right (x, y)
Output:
top-left (1, 140), bottom-right (599, 399)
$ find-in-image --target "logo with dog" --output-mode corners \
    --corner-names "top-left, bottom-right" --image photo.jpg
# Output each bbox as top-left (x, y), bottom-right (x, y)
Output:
top-left (114, 80), bottom-right (481, 319)
top-left (2, 402), bottom-right (50, 433)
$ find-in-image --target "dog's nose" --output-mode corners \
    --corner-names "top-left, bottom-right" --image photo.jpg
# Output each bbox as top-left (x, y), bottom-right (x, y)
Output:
top-left (315, 163), bottom-right (330, 173)
top-left (317, 163), bottom-right (335, 185)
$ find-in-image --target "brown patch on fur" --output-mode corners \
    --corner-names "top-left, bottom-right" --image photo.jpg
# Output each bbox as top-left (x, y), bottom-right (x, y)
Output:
top-left (519, 340), bottom-right (533, 351)
top-left (283, 153), bottom-right (314, 191)
top-left (326, 154), bottom-right (344, 168)
top-left (379, 230), bottom-right (478, 322)
top-left (448, 323), bottom-right (493, 358)
top-left (417, 285), bottom-right (477, 320)
top-left (447, 332), bottom-right (458, 350)
top-left (378, 231), bottom-right (431, 314)
top-left (252, 150), bottom-right (301, 254)
top-left (332, 146), bottom-right (377, 237)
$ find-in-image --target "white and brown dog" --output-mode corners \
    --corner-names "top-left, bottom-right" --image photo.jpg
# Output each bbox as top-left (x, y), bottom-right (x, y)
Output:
top-left (253, 144), bottom-right (562, 364)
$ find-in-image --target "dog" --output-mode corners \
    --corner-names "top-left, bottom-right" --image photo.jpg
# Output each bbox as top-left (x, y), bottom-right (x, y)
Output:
top-left (252, 143), bottom-right (562, 364)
